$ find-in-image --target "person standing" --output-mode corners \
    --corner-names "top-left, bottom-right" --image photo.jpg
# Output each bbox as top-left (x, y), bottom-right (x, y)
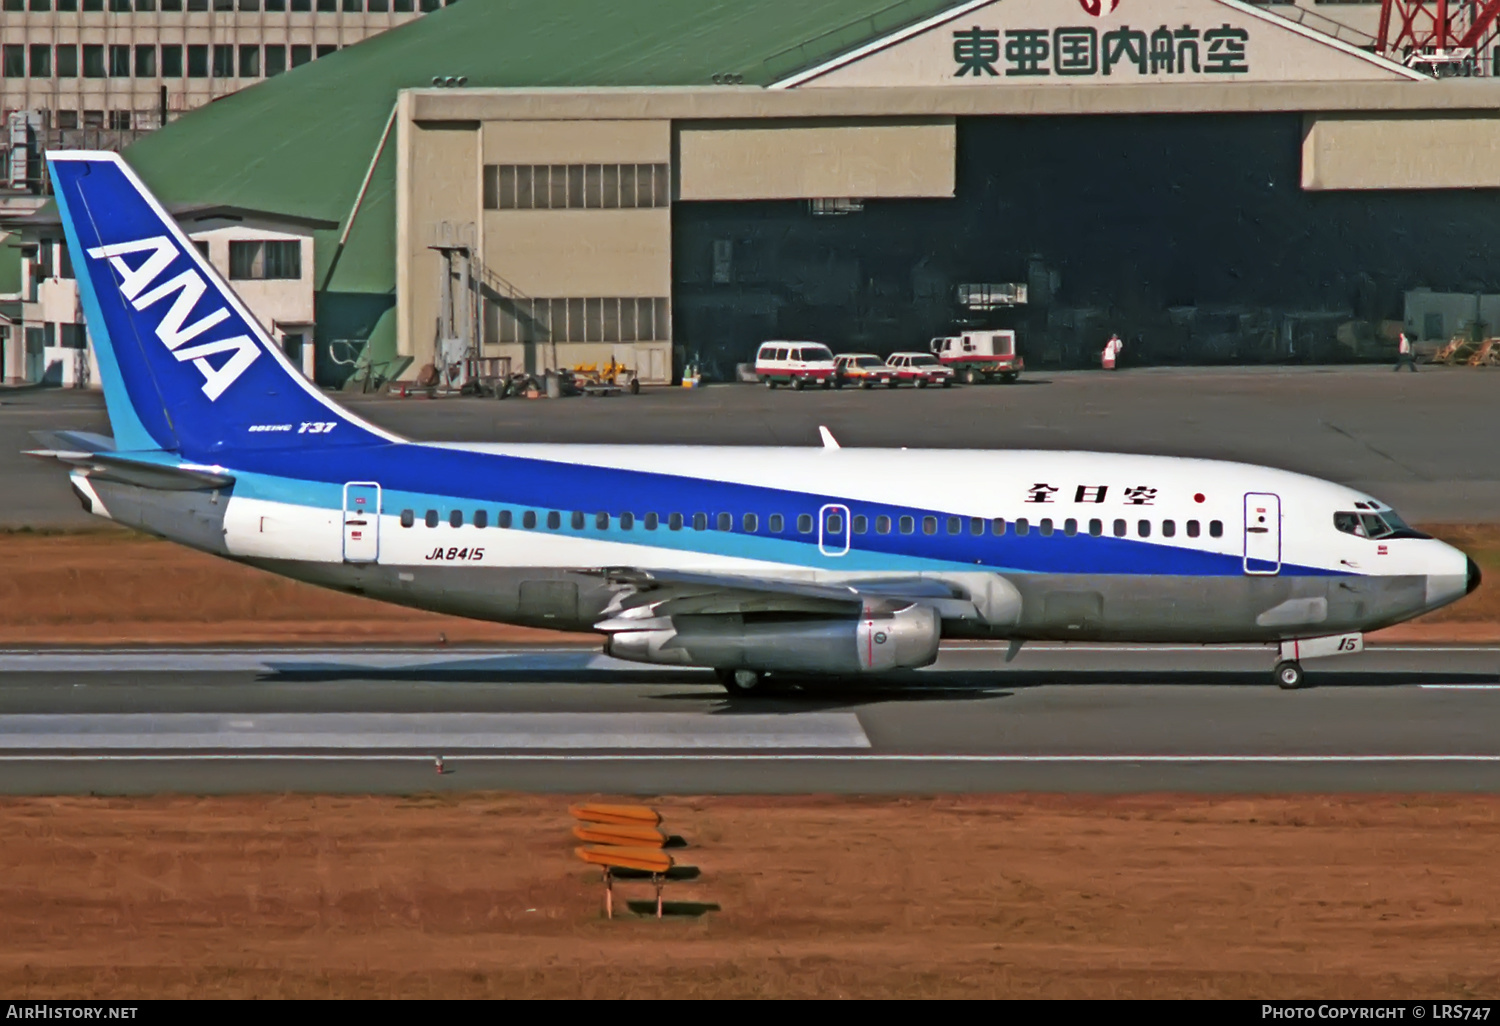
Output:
top-left (1102, 333), bottom-right (1123, 370)
top-left (1395, 331), bottom-right (1417, 372)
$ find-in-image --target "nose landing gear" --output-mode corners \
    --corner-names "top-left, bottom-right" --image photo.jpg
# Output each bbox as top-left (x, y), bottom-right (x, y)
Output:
top-left (1274, 660), bottom-right (1306, 690)
top-left (1272, 633), bottom-right (1362, 689)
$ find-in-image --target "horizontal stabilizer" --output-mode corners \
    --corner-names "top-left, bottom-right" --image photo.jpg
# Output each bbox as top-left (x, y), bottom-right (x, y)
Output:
top-left (23, 449), bottom-right (234, 491)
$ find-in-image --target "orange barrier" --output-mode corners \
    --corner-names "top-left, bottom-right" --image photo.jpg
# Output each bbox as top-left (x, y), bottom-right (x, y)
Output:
top-left (573, 822), bottom-right (668, 847)
top-left (575, 845), bottom-right (673, 874)
top-left (568, 803), bottom-right (662, 826)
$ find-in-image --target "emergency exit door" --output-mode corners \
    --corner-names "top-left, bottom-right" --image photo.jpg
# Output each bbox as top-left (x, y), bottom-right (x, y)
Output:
top-left (1243, 492), bottom-right (1281, 575)
top-left (343, 482), bottom-right (381, 563)
top-left (819, 503), bottom-right (851, 557)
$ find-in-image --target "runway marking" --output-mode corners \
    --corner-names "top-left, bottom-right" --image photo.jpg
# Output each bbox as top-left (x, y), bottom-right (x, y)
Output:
top-left (0, 712), bottom-right (871, 751)
top-left (1419, 684), bottom-right (1500, 690)
top-left (1, 754), bottom-right (1498, 763)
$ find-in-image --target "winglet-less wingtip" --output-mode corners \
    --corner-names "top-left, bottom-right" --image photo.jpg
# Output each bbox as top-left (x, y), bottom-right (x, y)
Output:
top-left (819, 425), bottom-right (840, 450)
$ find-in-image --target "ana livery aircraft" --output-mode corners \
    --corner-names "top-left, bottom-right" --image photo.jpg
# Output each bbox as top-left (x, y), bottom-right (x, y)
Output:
top-left (30, 152), bottom-right (1479, 693)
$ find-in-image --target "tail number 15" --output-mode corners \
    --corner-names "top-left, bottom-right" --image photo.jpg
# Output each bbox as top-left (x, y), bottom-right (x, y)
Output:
top-left (298, 422), bottom-right (337, 434)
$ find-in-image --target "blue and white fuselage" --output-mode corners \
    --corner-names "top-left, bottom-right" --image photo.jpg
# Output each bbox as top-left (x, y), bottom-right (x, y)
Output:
top-left (36, 152), bottom-right (1479, 692)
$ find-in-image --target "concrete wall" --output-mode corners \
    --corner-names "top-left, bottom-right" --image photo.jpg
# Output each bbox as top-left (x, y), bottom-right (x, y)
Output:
top-left (677, 118), bottom-right (954, 200)
top-left (1303, 113), bottom-right (1500, 190)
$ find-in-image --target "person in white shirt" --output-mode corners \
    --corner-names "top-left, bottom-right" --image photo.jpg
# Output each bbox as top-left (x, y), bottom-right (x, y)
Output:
top-left (1395, 331), bottom-right (1417, 372)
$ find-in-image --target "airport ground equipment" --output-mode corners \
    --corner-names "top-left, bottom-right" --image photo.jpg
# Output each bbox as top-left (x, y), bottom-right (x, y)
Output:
top-left (930, 331), bottom-right (1024, 384)
top-left (1430, 336), bottom-right (1500, 366)
top-left (886, 352), bottom-right (954, 388)
top-left (571, 803), bottom-right (680, 919)
top-left (833, 353), bottom-right (897, 389)
top-left (754, 341), bottom-right (840, 389)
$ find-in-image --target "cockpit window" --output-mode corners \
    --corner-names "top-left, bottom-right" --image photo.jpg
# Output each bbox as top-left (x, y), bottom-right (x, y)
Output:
top-left (1334, 508), bottom-right (1430, 541)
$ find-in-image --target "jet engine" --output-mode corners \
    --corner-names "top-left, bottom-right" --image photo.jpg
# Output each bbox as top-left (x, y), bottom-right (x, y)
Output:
top-left (603, 603), bottom-right (941, 674)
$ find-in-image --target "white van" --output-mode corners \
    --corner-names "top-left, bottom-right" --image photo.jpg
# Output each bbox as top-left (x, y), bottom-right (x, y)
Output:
top-left (754, 341), bottom-right (839, 390)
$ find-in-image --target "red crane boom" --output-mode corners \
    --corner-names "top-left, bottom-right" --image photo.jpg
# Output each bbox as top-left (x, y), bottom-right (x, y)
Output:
top-left (1377, 0), bottom-right (1500, 70)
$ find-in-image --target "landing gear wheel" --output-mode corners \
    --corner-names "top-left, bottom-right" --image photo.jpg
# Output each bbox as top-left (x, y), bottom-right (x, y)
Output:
top-left (716, 668), bottom-right (766, 696)
top-left (1274, 660), bottom-right (1306, 690)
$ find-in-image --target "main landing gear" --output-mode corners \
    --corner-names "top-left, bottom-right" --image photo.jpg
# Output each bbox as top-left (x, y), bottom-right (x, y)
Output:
top-left (715, 668), bottom-right (767, 696)
top-left (1272, 633), bottom-right (1363, 689)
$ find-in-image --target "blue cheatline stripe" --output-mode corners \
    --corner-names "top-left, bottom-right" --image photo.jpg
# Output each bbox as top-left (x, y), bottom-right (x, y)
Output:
top-left (219, 448), bottom-right (1343, 578)
top-left (50, 173), bottom-right (164, 453)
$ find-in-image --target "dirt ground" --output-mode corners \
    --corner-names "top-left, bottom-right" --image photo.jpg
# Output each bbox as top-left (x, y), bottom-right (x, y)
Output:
top-left (1, 794), bottom-right (1497, 999)
top-left (1, 524), bottom-right (1496, 645)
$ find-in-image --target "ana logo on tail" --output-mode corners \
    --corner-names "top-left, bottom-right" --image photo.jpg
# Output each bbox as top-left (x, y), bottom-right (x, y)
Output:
top-left (86, 235), bottom-right (260, 401)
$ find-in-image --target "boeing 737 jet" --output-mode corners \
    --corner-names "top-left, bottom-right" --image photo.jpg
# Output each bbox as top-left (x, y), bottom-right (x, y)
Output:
top-left (29, 152), bottom-right (1480, 693)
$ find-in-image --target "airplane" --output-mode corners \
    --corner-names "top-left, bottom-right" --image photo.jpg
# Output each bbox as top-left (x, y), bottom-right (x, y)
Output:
top-left (29, 151), bottom-right (1480, 695)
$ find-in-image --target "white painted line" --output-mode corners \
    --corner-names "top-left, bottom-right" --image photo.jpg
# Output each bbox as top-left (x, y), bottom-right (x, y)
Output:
top-left (1, 754), bottom-right (1497, 763)
top-left (0, 713), bottom-right (870, 751)
top-left (1419, 685), bottom-right (1500, 690)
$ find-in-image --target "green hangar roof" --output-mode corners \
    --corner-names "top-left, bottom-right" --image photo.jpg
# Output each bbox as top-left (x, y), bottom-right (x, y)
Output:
top-left (123, 0), bottom-right (960, 301)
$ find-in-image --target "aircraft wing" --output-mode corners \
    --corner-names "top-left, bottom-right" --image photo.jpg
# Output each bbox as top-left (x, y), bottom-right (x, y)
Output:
top-left (586, 566), bottom-right (982, 626)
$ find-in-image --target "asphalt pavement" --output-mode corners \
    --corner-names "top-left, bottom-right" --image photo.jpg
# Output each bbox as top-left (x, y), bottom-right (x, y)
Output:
top-left (3, 641), bottom-right (1499, 794)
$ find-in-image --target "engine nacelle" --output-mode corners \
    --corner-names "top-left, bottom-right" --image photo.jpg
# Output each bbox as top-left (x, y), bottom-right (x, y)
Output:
top-left (604, 603), bottom-right (941, 675)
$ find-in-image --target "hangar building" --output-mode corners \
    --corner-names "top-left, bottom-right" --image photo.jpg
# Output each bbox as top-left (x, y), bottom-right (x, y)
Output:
top-left (6, 0), bottom-right (1500, 385)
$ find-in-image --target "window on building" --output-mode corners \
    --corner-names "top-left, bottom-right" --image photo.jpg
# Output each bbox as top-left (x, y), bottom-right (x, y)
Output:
top-left (82, 45), bottom-right (105, 78)
top-left (187, 46), bottom-right (208, 78)
top-left (212, 45), bottom-right (234, 78)
top-left (29, 45), bottom-right (51, 78)
top-left (265, 0), bottom-right (285, 9)
top-left (135, 46), bottom-right (156, 78)
top-left (265, 46), bottom-right (286, 77)
top-left (239, 0), bottom-right (260, 9)
top-left (82, 110), bottom-right (104, 129)
top-left (228, 240), bottom-right (302, 280)
top-left (369, 0), bottom-right (389, 10)
top-left (162, 0), bottom-right (184, 8)
top-left (191, 239), bottom-right (209, 259)
top-left (420, 0), bottom-right (439, 11)
top-left (483, 163), bottom-right (670, 211)
top-left (109, 0), bottom-right (130, 9)
top-left (56, 110), bottom-right (78, 130)
top-left (291, 46), bottom-right (312, 67)
top-left (484, 296), bottom-right (668, 345)
top-left (316, 44), bottom-right (338, 58)
top-left (239, 45), bottom-right (260, 78)
top-left (83, 0), bottom-right (103, 8)
top-left (60, 323), bottom-right (87, 349)
top-left (343, 0), bottom-right (361, 10)
top-left (108, 111), bottom-right (131, 130)
top-left (161, 46), bottom-right (182, 77)
top-left (395, 0), bottom-right (411, 10)
top-left (137, 0), bottom-right (156, 9)
top-left (109, 45), bottom-right (129, 78)
top-left (55, 46), bottom-right (77, 78)
top-left (3, 46), bottom-right (26, 79)
top-left (213, 0), bottom-right (233, 8)
top-left (316, 0), bottom-right (335, 10)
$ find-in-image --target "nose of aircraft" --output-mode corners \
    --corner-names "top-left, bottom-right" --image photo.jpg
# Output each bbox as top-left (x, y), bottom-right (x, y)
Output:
top-left (1468, 556), bottom-right (1483, 595)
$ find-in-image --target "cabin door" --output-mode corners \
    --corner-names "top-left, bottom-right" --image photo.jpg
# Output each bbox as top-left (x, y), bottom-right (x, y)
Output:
top-left (819, 503), bottom-right (851, 557)
top-left (342, 482), bottom-right (381, 563)
top-left (1242, 492), bottom-right (1281, 575)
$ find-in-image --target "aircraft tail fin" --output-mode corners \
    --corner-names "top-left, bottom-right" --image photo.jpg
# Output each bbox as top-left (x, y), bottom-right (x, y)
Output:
top-left (46, 151), bottom-right (399, 458)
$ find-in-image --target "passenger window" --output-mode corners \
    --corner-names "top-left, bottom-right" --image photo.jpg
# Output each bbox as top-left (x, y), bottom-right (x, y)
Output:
top-left (1014, 518), bottom-right (1029, 536)
top-left (826, 513), bottom-right (844, 533)
top-left (547, 511), bottom-right (561, 530)
top-left (522, 511), bottom-right (537, 529)
top-left (922, 516), bottom-right (937, 535)
top-left (1162, 520), bottom-right (1176, 538)
top-left (450, 510), bottom-right (464, 528)
top-left (947, 516), bottom-right (961, 535)
top-left (717, 512), bottom-right (732, 531)
top-left (669, 513), bottom-right (683, 531)
top-left (991, 518), bottom-right (1006, 536)
top-left (899, 516), bottom-right (914, 534)
top-left (692, 513), bottom-right (707, 531)
top-left (797, 514), bottom-right (813, 534)
top-left (425, 510), bottom-right (439, 528)
top-left (497, 510), bottom-right (512, 529)
top-left (970, 517), bottom-right (985, 536)
top-left (571, 511), bottom-right (585, 530)
top-left (1138, 520), bottom-right (1151, 538)
top-left (743, 513), bottom-right (757, 532)
top-left (852, 515), bottom-right (867, 534)
top-left (1113, 519), bottom-right (1126, 537)
top-left (400, 509), bottom-right (414, 528)
top-left (877, 515), bottom-right (892, 534)
top-left (776, 347), bottom-right (789, 360)
top-left (644, 512), bottom-right (659, 531)
top-left (596, 512), bottom-right (610, 530)
top-left (1088, 519), bottom-right (1102, 537)
top-left (1210, 520), bottom-right (1224, 538)
top-left (1064, 518), bottom-right (1078, 537)
top-left (474, 510), bottom-right (488, 529)
top-left (1186, 520), bottom-right (1199, 538)
top-left (1039, 518), bottom-right (1054, 537)
top-left (769, 514), bottom-right (784, 532)
top-left (620, 512), bottom-right (634, 530)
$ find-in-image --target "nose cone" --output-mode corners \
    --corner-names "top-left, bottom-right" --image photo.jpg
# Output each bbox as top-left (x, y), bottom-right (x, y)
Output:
top-left (1468, 557), bottom-right (1483, 595)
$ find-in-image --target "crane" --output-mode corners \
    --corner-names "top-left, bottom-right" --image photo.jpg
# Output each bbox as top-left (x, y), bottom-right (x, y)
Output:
top-left (1377, 0), bottom-right (1500, 74)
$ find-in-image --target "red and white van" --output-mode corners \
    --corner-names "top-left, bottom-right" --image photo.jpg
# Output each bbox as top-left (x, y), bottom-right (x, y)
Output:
top-left (755, 341), bottom-right (839, 390)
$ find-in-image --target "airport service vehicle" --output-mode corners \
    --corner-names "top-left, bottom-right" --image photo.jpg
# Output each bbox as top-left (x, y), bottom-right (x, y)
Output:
top-left (834, 353), bottom-right (896, 389)
top-left (931, 331), bottom-right (1023, 384)
top-left (886, 352), bottom-right (954, 388)
top-left (29, 152), bottom-right (1481, 696)
top-left (754, 341), bottom-right (839, 390)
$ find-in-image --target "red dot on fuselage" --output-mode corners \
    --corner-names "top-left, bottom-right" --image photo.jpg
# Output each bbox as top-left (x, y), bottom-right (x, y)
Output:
top-left (1194, 493), bottom-right (1205, 503)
